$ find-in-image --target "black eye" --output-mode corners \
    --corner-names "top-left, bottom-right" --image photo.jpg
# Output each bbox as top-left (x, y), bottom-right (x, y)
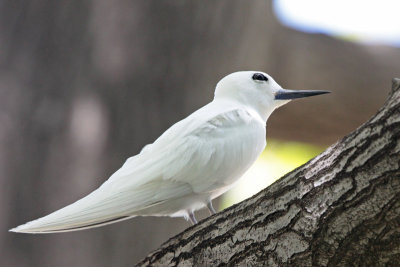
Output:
top-left (252, 73), bottom-right (268, 82)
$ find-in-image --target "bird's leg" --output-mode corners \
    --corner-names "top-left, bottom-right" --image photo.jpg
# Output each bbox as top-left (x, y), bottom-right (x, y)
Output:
top-left (207, 200), bottom-right (216, 215)
top-left (188, 211), bottom-right (198, 225)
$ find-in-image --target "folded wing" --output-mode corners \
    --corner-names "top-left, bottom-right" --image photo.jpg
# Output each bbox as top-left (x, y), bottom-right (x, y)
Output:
top-left (10, 108), bottom-right (263, 233)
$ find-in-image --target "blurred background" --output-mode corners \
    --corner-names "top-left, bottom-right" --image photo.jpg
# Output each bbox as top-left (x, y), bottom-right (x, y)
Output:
top-left (1, 0), bottom-right (399, 266)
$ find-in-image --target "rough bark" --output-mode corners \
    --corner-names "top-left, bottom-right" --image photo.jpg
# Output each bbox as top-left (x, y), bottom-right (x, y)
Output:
top-left (137, 79), bottom-right (400, 266)
top-left (3, 1), bottom-right (400, 266)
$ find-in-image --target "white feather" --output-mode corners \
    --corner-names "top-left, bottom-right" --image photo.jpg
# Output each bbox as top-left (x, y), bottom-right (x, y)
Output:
top-left (11, 71), bottom-right (308, 233)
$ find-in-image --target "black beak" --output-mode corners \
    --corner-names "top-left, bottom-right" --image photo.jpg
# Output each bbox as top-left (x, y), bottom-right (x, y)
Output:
top-left (275, 89), bottom-right (331, 100)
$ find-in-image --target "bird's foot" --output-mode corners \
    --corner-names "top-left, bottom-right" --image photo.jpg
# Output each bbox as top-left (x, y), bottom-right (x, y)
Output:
top-left (207, 200), bottom-right (217, 215)
top-left (188, 211), bottom-right (197, 225)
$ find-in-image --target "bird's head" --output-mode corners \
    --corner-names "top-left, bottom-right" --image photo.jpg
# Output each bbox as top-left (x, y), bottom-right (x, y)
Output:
top-left (214, 71), bottom-right (329, 121)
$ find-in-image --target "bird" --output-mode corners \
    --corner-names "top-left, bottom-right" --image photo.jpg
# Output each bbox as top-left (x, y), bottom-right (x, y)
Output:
top-left (10, 71), bottom-right (329, 233)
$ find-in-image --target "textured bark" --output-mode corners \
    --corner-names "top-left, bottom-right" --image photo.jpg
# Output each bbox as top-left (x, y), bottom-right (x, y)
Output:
top-left (137, 79), bottom-right (400, 266)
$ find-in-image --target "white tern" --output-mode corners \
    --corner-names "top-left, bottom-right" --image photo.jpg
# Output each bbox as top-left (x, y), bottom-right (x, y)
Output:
top-left (10, 71), bottom-right (329, 233)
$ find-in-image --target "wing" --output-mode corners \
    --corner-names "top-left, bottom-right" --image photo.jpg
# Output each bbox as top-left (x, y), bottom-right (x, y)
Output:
top-left (105, 107), bottom-right (266, 195)
top-left (10, 106), bottom-right (265, 233)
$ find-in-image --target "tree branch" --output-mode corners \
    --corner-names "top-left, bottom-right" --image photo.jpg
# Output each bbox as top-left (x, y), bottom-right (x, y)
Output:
top-left (137, 79), bottom-right (400, 266)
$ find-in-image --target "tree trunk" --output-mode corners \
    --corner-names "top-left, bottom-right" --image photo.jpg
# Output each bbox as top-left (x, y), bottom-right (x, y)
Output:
top-left (137, 78), bottom-right (400, 266)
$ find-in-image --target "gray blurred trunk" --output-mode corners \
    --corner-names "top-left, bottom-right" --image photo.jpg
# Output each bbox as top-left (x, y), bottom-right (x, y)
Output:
top-left (137, 79), bottom-right (400, 266)
top-left (1, 1), bottom-right (263, 266)
top-left (3, 1), bottom-right (400, 266)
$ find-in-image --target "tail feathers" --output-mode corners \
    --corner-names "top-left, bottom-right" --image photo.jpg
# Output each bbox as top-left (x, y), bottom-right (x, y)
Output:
top-left (9, 190), bottom-right (138, 234)
top-left (9, 178), bottom-right (184, 234)
top-left (9, 215), bottom-right (133, 234)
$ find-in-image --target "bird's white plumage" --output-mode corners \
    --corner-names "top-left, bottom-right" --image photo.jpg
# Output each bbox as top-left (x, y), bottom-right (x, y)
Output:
top-left (10, 71), bottom-right (326, 233)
